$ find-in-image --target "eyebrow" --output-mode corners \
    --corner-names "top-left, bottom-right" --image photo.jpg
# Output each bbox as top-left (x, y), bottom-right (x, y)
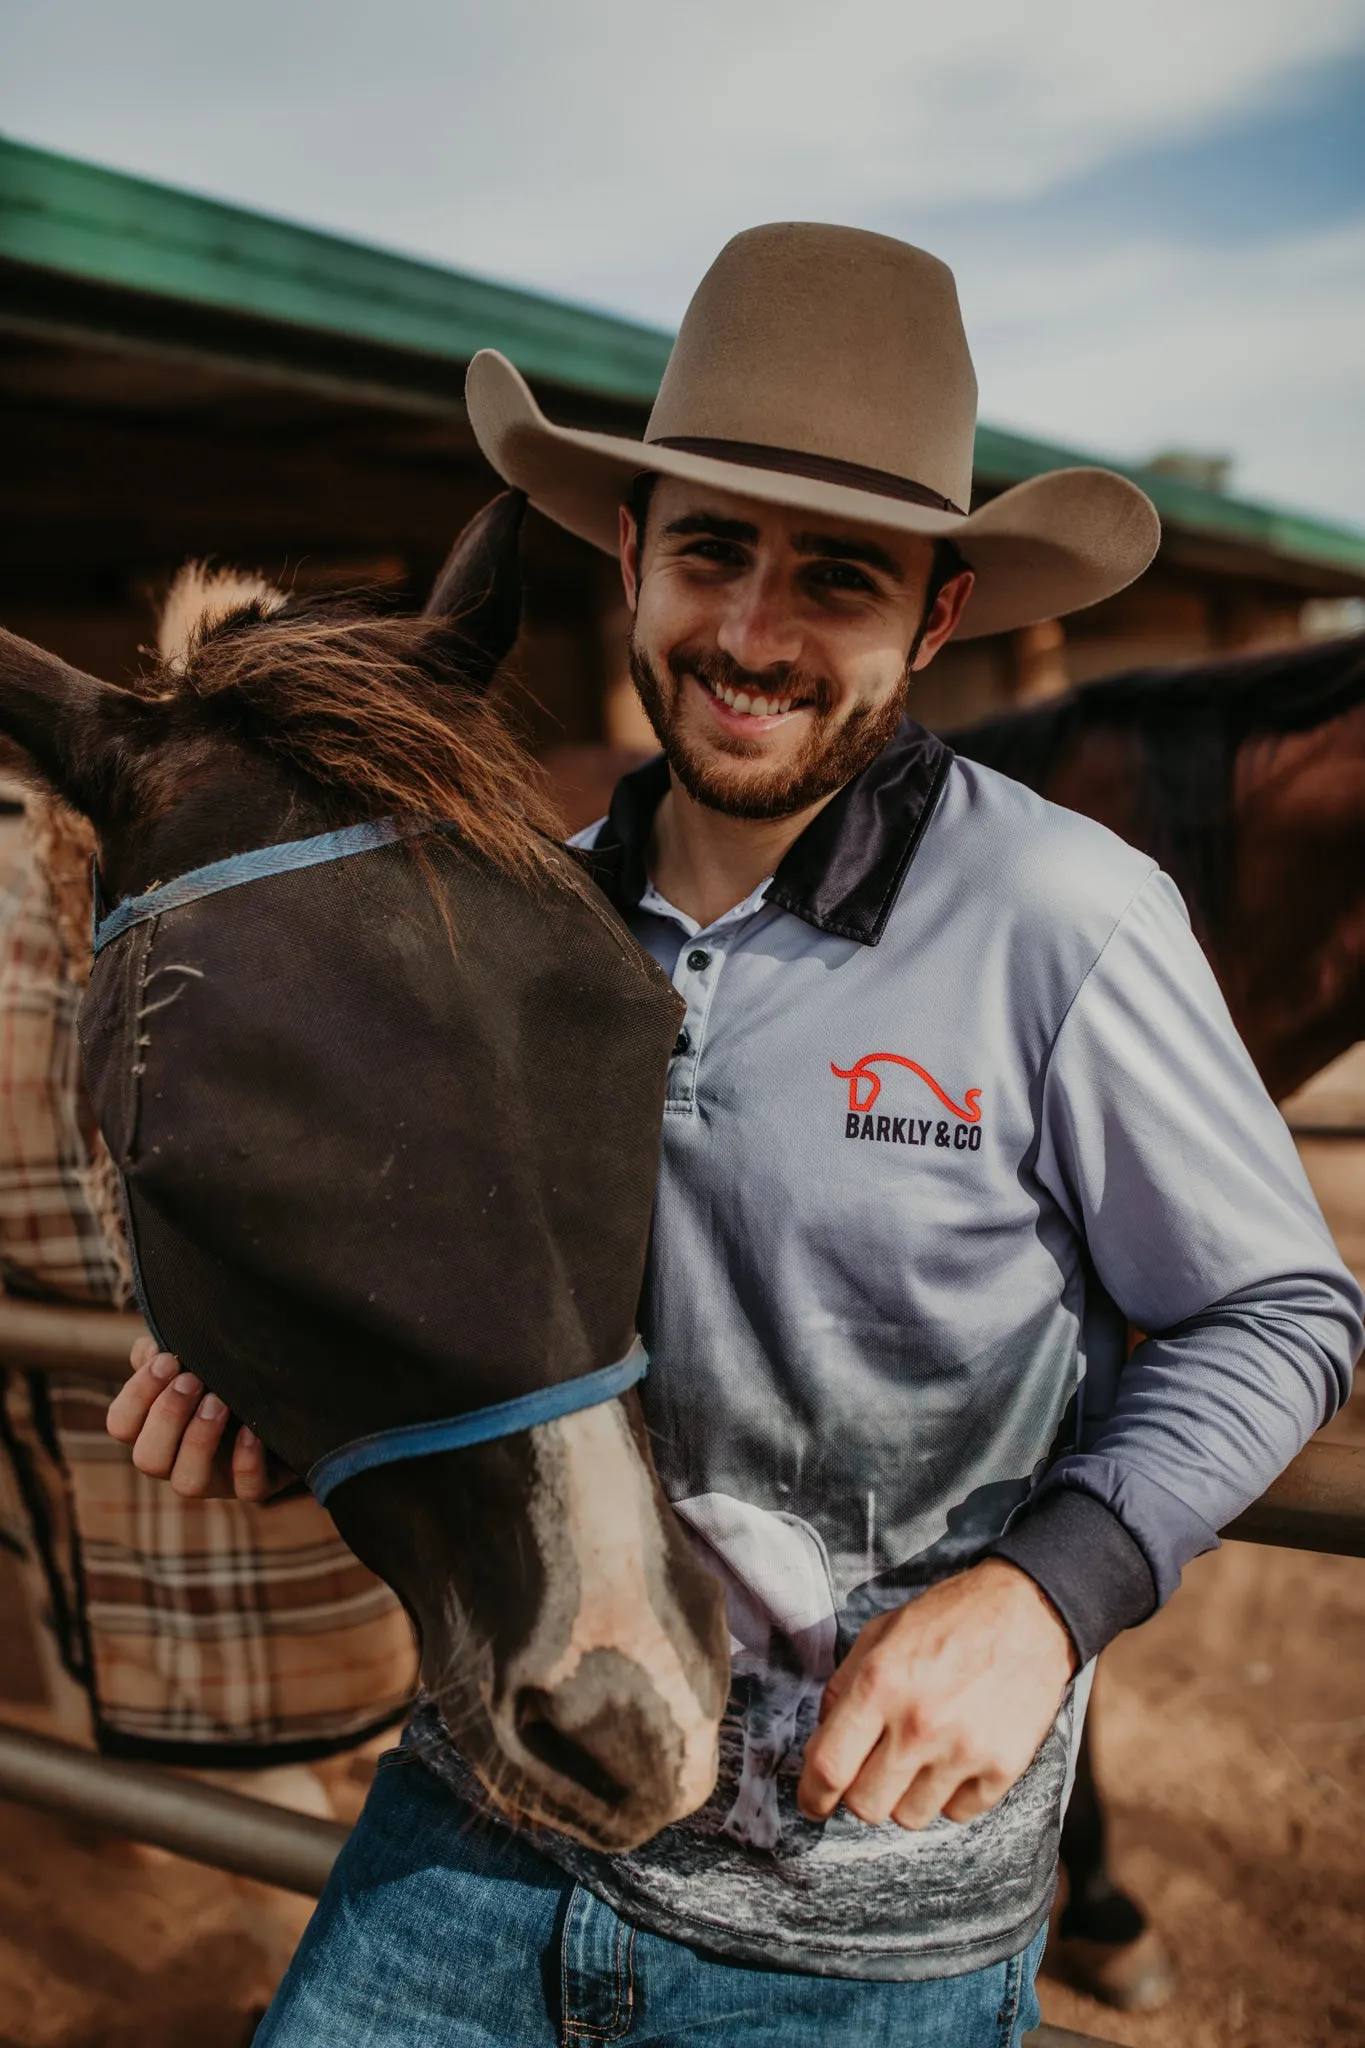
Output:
top-left (659, 512), bottom-right (760, 544)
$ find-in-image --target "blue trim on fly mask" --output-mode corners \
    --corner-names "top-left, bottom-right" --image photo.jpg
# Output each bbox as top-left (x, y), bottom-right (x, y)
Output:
top-left (307, 1344), bottom-right (649, 1505)
top-left (92, 816), bottom-right (421, 955)
top-left (90, 816), bottom-right (650, 1505)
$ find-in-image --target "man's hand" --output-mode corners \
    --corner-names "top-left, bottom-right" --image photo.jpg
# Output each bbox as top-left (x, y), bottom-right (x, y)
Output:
top-left (106, 1335), bottom-right (284, 1501)
top-left (797, 1559), bottom-right (1076, 1830)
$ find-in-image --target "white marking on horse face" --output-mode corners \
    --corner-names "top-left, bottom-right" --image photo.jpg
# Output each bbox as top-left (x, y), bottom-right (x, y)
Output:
top-left (497, 1398), bottom-right (719, 1821)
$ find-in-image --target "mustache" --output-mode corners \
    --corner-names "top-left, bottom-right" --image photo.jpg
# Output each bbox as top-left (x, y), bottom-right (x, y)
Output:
top-left (666, 644), bottom-right (836, 716)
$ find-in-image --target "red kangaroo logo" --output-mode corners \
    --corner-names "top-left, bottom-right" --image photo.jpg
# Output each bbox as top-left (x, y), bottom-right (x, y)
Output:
top-left (831, 1053), bottom-right (982, 1122)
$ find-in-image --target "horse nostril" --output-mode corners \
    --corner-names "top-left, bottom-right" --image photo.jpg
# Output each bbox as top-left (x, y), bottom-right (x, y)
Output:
top-left (514, 1687), bottom-right (631, 1810)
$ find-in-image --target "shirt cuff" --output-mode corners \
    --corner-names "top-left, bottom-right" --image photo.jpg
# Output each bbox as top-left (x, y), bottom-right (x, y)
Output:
top-left (987, 1488), bottom-right (1157, 1664)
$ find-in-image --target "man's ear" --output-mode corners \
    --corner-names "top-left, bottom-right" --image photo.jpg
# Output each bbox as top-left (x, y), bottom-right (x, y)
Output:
top-left (619, 503), bottom-right (642, 613)
top-left (910, 568), bottom-right (976, 672)
top-left (422, 489), bottom-right (527, 691)
top-left (0, 630), bottom-right (144, 826)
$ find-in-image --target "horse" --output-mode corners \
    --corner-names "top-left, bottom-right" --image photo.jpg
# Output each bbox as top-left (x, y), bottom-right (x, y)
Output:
top-left (0, 492), bottom-right (730, 1856)
top-left (949, 627), bottom-right (1365, 2003)
top-left (952, 631), bottom-right (1365, 1100)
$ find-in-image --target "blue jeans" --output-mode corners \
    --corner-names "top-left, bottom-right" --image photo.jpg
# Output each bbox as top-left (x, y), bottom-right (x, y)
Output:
top-left (257, 1749), bottom-right (1046, 2046)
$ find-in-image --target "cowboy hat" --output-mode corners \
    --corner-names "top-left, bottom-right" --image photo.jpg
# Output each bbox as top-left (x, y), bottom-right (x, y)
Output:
top-left (465, 223), bottom-right (1159, 642)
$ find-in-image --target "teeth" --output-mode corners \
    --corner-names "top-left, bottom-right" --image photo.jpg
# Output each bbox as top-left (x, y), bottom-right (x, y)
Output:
top-left (706, 678), bottom-right (800, 717)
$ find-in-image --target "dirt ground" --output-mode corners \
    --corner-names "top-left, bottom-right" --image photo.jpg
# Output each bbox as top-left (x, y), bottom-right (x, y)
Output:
top-left (0, 1714), bottom-right (382, 2048)
top-left (1035, 1538), bottom-right (1365, 2047)
top-left (1037, 1078), bottom-right (1365, 2048)
top-left (2, 1100), bottom-right (1363, 2047)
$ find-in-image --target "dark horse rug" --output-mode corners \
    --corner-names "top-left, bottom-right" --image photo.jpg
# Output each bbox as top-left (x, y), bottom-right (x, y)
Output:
top-left (80, 822), bottom-right (684, 1491)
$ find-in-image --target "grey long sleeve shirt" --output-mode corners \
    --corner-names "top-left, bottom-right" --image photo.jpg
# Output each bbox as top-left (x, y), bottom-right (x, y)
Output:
top-left (422, 718), bottom-right (1360, 1979)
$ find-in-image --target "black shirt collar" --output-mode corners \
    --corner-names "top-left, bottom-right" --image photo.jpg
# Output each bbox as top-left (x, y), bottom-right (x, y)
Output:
top-left (582, 716), bottom-right (953, 947)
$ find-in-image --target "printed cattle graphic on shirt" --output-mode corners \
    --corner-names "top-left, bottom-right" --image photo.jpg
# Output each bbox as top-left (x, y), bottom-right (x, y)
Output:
top-left (673, 1495), bottom-right (837, 1851)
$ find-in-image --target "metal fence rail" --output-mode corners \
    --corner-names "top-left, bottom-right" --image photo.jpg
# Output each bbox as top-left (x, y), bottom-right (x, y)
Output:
top-left (4, 1301), bottom-right (1362, 1554)
top-left (1224, 1439), bottom-right (1365, 1555)
top-left (0, 1722), bottom-right (347, 1894)
top-left (0, 1301), bottom-right (144, 1376)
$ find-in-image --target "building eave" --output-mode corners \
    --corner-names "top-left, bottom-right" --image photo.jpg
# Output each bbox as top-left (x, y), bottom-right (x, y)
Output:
top-left (0, 133), bottom-right (673, 406)
top-left (974, 423), bottom-right (1365, 586)
top-left (4, 133), bottom-right (1364, 589)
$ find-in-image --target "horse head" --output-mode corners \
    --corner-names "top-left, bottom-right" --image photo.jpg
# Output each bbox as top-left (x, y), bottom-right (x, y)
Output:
top-left (0, 494), bottom-right (729, 1851)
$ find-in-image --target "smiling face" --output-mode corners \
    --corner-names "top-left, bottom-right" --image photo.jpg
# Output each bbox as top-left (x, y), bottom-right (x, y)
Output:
top-left (620, 479), bottom-right (973, 820)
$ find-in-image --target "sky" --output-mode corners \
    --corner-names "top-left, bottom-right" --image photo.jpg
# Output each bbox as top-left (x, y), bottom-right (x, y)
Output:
top-left (4, 0), bottom-right (1365, 526)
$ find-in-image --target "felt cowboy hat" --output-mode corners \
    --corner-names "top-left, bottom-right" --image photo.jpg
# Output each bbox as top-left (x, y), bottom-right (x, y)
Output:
top-left (465, 223), bottom-right (1160, 642)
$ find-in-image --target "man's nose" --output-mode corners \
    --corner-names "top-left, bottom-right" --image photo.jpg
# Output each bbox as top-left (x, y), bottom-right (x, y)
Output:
top-left (715, 567), bottom-right (804, 674)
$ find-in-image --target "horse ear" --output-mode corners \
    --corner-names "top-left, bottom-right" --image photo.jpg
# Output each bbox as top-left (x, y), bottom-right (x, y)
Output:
top-left (422, 489), bottom-right (526, 692)
top-left (0, 629), bottom-right (142, 827)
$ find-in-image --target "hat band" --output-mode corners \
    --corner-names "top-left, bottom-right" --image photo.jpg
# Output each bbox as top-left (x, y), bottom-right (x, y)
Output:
top-left (651, 436), bottom-right (965, 517)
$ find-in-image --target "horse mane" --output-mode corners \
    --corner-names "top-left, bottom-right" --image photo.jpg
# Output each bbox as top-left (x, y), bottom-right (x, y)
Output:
top-left (143, 591), bottom-right (569, 886)
top-left (949, 632), bottom-right (1365, 936)
top-left (158, 561), bottom-right (286, 674)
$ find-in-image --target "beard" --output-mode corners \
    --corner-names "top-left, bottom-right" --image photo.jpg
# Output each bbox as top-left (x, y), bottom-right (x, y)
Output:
top-left (627, 636), bottom-right (910, 822)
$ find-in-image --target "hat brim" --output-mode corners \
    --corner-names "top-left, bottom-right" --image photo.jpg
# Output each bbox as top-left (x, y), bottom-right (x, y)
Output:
top-left (466, 352), bottom-right (1159, 642)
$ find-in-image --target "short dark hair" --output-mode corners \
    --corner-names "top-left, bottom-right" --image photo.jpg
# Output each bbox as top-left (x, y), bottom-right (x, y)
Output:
top-left (625, 470), bottom-right (659, 547)
top-left (924, 536), bottom-right (971, 612)
top-left (622, 472), bottom-right (969, 634)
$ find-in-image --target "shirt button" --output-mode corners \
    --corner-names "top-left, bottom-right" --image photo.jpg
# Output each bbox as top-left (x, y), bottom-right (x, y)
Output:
top-left (673, 1028), bottom-right (691, 1057)
top-left (686, 948), bottom-right (711, 972)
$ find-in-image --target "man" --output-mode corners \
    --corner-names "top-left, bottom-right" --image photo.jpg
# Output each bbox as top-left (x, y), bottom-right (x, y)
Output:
top-left (113, 225), bottom-right (1361, 2045)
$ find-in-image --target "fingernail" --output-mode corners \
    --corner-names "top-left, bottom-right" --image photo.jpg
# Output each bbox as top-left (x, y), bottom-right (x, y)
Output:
top-left (199, 1393), bottom-right (225, 1422)
top-left (149, 1353), bottom-right (177, 1383)
top-left (173, 1373), bottom-right (202, 1399)
top-left (237, 1426), bottom-right (256, 1450)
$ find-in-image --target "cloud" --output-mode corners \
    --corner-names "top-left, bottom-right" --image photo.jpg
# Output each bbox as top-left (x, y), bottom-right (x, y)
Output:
top-left (4, 0), bottom-right (1365, 522)
top-left (905, 51), bottom-right (1365, 255)
top-left (7, 0), bottom-right (1363, 285)
top-left (959, 219), bottom-right (1365, 521)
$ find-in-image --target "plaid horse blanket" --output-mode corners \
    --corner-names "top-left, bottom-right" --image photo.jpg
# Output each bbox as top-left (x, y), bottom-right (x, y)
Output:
top-left (0, 794), bottom-right (417, 1761)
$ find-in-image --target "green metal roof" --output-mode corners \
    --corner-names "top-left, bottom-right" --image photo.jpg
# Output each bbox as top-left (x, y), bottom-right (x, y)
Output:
top-left (4, 133), bottom-right (1364, 580)
top-left (0, 133), bottom-right (673, 403)
top-left (974, 418), bottom-right (1365, 582)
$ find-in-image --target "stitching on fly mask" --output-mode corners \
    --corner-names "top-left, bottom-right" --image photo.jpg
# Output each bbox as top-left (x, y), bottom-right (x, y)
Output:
top-left (82, 818), bottom-right (679, 1507)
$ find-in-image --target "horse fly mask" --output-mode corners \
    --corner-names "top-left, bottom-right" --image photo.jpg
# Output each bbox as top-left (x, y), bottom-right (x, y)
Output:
top-left (80, 819), bottom-right (685, 1507)
top-left (0, 487), bottom-right (728, 1847)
